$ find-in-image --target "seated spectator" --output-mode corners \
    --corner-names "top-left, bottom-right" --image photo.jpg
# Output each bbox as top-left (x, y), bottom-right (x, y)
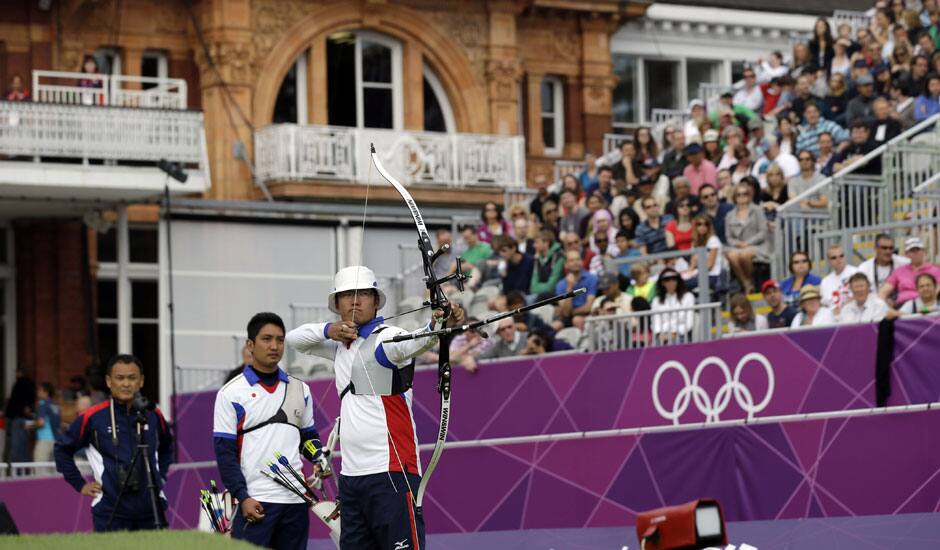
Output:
top-left (760, 163), bottom-right (790, 222)
top-left (458, 225), bottom-right (493, 270)
top-left (718, 128), bottom-right (746, 173)
top-left (869, 96), bottom-right (903, 145)
top-left (617, 208), bottom-right (639, 240)
top-left (914, 72), bottom-right (940, 121)
top-left (612, 141), bottom-right (641, 189)
top-left (592, 272), bottom-right (632, 315)
top-left (746, 116), bottom-right (769, 160)
top-left (682, 214), bottom-right (724, 293)
top-left (616, 175), bottom-right (655, 223)
top-left (588, 210), bottom-right (618, 254)
top-left (697, 184), bottom-right (733, 244)
top-left (627, 262), bottom-right (656, 302)
top-left (635, 198), bottom-right (675, 254)
top-left (894, 273), bottom-right (940, 315)
top-left (479, 318), bottom-right (527, 360)
top-left (541, 199), bottom-right (561, 236)
top-left (665, 199), bottom-right (695, 251)
top-left (833, 121), bottom-right (880, 174)
top-left (662, 131), bottom-right (688, 178)
top-left (477, 202), bottom-right (511, 244)
top-left (529, 174), bottom-right (558, 224)
top-left (588, 230), bottom-right (617, 275)
top-left (819, 245), bottom-right (860, 309)
top-left (522, 332), bottom-right (548, 356)
top-left (890, 79), bottom-right (917, 130)
top-left (451, 319), bottom-right (492, 373)
top-left (724, 183), bottom-right (770, 294)
top-left (762, 280), bottom-right (798, 328)
top-left (837, 272), bottom-right (889, 323)
top-left (789, 151), bottom-right (829, 209)
top-left (651, 268), bottom-right (696, 343)
top-left (682, 143), bottom-right (718, 195)
top-left (558, 189), bottom-right (589, 237)
top-left (506, 291), bottom-right (553, 336)
top-left (5, 74), bottom-right (29, 101)
top-left (493, 235), bottom-right (533, 295)
top-left (529, 229), bottom-right (564, 301)
top-left (684, 99), bottom-right (707, 143)
top-left (791, 285), bottom-right (837, 328)
top-left (795, 101), bottom-right (849, 156)
top-left (613, 229), bottom-right (642, 278)
top-left (845, 72), bottom-right (877, 125)
top-left (727, 293), bottom-right (769, 334)
top-left (560, 231), bottom-right (592, 271)
top-left (511, 213), bottom-right (536, 255)
top-left (858, 233), bottom-right (911, 290)
top-left (780, 250), bottom-right (822, 306)
top-left (816, 131), bottom-right (838, 176)
top-left (734, 67), bottom-right (764, 112)
top-left (777, 117), bottom-right (798, 156)
top-left (665, 176), bottom-right (701, 218)
top-left (642, 158), bottom-right (672, 204)
top-left (552, 250), bottom-right (598, 330)
top-left (703, 130), bottom-right (723, 165)
top-left (752, 136), bottom-right (799, 187)
top-left (578, 193), bottom-right (607, 238)
top-left (879, 237), bottom-right (940, 306)
top-left (728, 144), bottom-right (754, 185)
top-left (579, 151), bottom-right (600, 195)
top-left (756, 51), bottom-right (790, 83)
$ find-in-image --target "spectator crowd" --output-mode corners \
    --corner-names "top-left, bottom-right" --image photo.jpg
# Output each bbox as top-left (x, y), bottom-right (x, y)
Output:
top-left (422, 3), bottom-right (940, 370)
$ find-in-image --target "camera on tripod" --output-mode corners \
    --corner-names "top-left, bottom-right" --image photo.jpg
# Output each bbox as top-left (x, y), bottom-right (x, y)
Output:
top-left (132, 393), bottom-right (156, 413)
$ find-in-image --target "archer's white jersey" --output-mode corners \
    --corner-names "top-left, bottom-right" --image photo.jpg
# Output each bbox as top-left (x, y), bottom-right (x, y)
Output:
top-left (286, 318), bottom-right (437, 477)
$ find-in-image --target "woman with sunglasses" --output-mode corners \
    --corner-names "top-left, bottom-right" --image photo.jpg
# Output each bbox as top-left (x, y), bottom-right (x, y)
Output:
top-left (665, 199), bottom-right (694, 251)
top-left (724, 183), bottom-right (769, 294)
top-left (651, 268), bottom-right (696, 344)
top-left (477, 202), bottom-right (511, 244)
top-left (779, 250), bottom-right (822, 306)
top-left (682, 214), bottom-right (725, 295)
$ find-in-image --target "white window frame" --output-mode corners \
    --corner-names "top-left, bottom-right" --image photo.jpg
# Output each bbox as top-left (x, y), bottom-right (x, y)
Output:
top-left (541, 76), bottom-right (564, 156)
top-left (141, 49), bottom-right (168, 80)
top-left (94, 47), bottom-right (122, 76)
top-left (295, 52), bottom-right (308, 124)
top-left (422, 63), bottom-right (455, 133)
top-left (355, 31), bottom-right (403, 130)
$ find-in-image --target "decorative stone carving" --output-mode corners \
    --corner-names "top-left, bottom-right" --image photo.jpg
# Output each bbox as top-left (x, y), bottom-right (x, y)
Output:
top-left (426, 10), bottom-right (488, 82)
top-left (194, 41), bottom-right (257, 87)
top-left (582, 74), bottom-right (616, 114)
top-left (485, 58), bottom-right (523, 102)
top-left (251, 0), bottom-right (316, 73)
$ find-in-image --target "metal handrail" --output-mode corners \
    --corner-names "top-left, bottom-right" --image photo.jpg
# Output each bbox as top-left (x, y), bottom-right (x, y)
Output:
top-left (584, 301), bottom-right (723, 352)
top-left (611, 246), bottom-right (712, 305)
top-left (913, 172), bottom-right (940, 199)
top-left (779, 113), bottom-right (940, 212)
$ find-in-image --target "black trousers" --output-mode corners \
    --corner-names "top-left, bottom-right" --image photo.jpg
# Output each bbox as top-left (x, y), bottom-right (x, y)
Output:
top-left (339, 471), bottom-right (425, 550)
top-left (231, 501), bottom-right (309, 550)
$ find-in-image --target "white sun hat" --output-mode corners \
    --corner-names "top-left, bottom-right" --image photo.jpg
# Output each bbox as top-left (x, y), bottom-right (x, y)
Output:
top-left (327, 265), bottom-right (387, 314)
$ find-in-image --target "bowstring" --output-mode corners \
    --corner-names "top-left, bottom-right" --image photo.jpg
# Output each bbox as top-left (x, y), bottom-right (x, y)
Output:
top-left (349, 149), bottom-right (417, 503)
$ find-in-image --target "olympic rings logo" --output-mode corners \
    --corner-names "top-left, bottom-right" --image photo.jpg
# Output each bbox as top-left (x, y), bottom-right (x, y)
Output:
top-left (651, 353), bottom-right (775, 425)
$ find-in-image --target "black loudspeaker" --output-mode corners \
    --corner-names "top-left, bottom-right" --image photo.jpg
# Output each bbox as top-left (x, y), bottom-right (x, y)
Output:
top-left (0, 502), bottom-right (19, 534)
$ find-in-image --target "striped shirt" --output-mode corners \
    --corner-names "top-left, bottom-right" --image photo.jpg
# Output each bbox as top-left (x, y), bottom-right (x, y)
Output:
top-left (795, 118), bottom-right (849, 157)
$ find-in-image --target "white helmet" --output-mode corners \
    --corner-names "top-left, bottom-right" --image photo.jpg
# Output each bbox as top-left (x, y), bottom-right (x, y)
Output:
top-left (327, 265), bottom-right (386, 314)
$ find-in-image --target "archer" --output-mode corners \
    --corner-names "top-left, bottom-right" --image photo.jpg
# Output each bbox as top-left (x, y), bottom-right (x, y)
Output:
top-left (287, 265), bottom-right (465, 550)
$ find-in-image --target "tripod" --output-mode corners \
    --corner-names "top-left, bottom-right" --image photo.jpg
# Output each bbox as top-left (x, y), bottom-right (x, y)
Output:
top-left (105, 410), bottom-right (167, 531)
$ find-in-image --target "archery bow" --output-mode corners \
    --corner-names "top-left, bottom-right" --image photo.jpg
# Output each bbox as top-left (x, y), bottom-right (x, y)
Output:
top-left (369, 144), bottom-right (467, 517)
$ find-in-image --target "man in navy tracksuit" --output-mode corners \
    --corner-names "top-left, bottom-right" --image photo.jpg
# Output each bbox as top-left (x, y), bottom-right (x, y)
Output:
top-left (54, 354), bottom-right (174, 531)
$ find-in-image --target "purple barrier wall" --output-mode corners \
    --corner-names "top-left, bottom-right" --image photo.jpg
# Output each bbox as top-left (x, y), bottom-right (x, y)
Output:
top-left (5, 408), bottom-right (940, 535)
top-left (890, 316), bottom-right (940, 406)
top-left (177, 322), bottom-right (890, 463)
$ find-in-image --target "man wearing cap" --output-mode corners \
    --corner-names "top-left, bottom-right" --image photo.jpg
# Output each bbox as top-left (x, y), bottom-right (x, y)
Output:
top-left (762, 280), bottom-right (798, 328)
top-left (879, 237), bottom-right (940, 306)
top-left (746, 116), bottom-right (768, 160)
top-left (682, 142), bottom-right (717, 196)
top-left (591, 272), bottom-right (631, 315)
top-left (734, 68), bottom-right (764, 112)
top-left (845, 72), bottom-right (877, 125)
top-left (286, 266), bottom-right (466, 549)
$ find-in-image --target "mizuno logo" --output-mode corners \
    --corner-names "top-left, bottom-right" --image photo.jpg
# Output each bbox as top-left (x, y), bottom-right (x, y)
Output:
top-left (438, 408), bottom-right (449, 440)
top-left (405, 199), bottom-right (423, 225)
top-left (394, 539), bottom-right (410, 549)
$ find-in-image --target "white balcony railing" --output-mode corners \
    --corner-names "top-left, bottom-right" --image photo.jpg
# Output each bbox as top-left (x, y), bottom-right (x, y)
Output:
top-left (254, 124), bottom-right (526, 189)
top-left (0, 101), bottom-right (205, 165)
top-left (32, 70), bottom-right (188, 110)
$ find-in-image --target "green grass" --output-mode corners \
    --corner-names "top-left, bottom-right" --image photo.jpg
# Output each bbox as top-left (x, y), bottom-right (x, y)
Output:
top-left (0, 530), bottom-right (258, 549)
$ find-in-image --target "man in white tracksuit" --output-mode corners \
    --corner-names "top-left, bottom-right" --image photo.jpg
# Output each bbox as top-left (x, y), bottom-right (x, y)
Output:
top-left (287, 265), bottom-right (464, 550)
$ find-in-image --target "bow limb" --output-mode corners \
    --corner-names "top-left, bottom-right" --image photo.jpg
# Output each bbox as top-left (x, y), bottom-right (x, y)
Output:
top-left (370, 143), bottom-right (452, 516)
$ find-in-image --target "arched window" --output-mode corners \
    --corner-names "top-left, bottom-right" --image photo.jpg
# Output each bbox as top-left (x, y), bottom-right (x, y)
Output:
top-left (422, 63), bottom-right (454, 133)
top-left (327, 31), bottom-right (402, 129)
